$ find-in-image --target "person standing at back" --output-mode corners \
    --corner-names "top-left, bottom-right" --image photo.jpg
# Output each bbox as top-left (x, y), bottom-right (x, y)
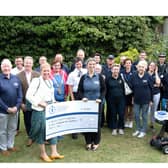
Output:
top-left (102, 54), bottom-right (115, 127)
top-left (55, 53), bottom-right (70, 74)
top-left (11, 56), bottom-right (24, 75)
top-left (132, 50), bottom-right (148, 71)
top-left (157, 53), bottom-right (168, 77)
top-left (11, 56), bottom-right (24, 135)
top-left (70, 49), bottom-right (86, 72)
top-left (34, 56), bottom-right (47, 72)
top-left (93, 52), bottom-right (102, 65)
top-left (17, 56), bottom-right (40, 146)
top-left (119, 55), bottom-right (127, 73)
top-left (66, 57), bottom-right (87, 139)
top-left (51, 60), bottom-right (68, 102)
top-left (157, 53), bottom-right (168, 110)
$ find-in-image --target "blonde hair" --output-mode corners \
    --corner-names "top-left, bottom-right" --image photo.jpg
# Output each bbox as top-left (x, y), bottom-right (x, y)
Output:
top-left (137, 60), bottom-right (148, 70)
top-left (112, 63), bottom-right (120, 69)
top-left (40, 62), bottom-right (51, 72)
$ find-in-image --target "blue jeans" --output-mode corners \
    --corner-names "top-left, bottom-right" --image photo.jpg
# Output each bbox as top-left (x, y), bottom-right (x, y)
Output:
top-left (133, 103), bottom-right (149, 133)
top-left (149, 93), bottom-right (160, 124)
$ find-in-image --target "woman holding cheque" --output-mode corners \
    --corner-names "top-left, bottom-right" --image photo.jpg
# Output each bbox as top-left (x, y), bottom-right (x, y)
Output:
top-left (77, 58), bottom-right (106, 151)
top-left (26, 63), bottom-right (64, 162)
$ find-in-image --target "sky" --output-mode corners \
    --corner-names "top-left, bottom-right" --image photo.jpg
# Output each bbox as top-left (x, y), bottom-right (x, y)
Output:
top-left (0, 0), bottom-right (168, 16)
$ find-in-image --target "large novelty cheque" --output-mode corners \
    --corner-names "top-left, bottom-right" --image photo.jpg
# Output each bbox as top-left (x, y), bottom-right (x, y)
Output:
top-left (45, 100), bottom-right (99, 139)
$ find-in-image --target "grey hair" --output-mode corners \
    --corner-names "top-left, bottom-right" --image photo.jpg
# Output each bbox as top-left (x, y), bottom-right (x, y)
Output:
top-left (24, 56), bottom-right (34, 63)
top-left (86, 57), bottom-right (96, 65)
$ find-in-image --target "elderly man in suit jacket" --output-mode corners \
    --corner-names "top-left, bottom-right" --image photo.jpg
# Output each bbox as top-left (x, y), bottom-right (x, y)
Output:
top-left (17, 56), bottom-right (40, 146)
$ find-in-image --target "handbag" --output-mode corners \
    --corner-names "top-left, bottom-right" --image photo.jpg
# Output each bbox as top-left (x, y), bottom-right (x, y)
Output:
top-left (120, 73), bottom-right (133, 95)
top-left (25, 78), bottom-right (41, 111)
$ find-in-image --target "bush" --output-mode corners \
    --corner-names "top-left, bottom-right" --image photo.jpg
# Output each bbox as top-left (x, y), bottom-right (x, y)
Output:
top-left (114, 48), bottom-right (139, 63)
top-left (0, 16), bottom-right (163, 66)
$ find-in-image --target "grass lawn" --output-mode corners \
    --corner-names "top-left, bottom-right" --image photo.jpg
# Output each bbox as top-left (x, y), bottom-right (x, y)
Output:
top-left (0, 113), bottom-right (168, 163)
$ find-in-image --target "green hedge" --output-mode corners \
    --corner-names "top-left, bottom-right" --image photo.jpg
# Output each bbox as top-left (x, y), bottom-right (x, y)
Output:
top-left (0, 16), bottom-right (163, 66)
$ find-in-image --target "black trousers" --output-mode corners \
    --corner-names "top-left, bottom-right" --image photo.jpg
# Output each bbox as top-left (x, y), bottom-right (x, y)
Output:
top-left (17, 111), bottom-right (20, 131)
top-left (23, 110), bottom-right (32, 137)
top-left (72, 92), bottom-right (79, 138)
top-left (106, 97), bottom-right (112, 128)
top-left (108, 96), bottom-right (125, 129)
top-left (83, 103), bottom-right (102, 145)
top-left (73, 92), bottom-right (79, 100)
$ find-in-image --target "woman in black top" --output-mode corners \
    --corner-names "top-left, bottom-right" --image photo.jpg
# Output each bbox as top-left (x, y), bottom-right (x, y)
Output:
top-left (106, 64), bottom-right (125, 135)
top-left (148, 62), bottom-right (160, 130)
top-left (121, 58), bottom-right (134, 128)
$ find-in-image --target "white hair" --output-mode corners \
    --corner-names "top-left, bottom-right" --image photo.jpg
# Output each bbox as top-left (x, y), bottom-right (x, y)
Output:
top-left (1, 58), bottom-right (12, 68)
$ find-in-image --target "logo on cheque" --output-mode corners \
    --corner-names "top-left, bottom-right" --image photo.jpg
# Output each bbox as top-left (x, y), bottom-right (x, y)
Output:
top-left (48, 105), bottom-right (57, 114)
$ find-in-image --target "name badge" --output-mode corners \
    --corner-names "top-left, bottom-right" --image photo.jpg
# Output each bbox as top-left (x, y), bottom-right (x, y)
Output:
top-left (119, 80), bottom-right (122, 84)
top-left (94, 81), bottom-right (99, 85)
top-left (13, 82), bottom-right (19, 87)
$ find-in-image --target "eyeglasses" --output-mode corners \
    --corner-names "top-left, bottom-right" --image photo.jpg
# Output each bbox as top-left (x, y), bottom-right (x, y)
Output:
top-left (53, 64), bottom-right (61, 67)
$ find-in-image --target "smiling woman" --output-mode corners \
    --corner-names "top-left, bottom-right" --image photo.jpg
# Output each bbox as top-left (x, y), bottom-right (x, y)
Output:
top-left (26, 62), bottom-right (64, 162)
top-left (77, 57), bottom-right (106, 151)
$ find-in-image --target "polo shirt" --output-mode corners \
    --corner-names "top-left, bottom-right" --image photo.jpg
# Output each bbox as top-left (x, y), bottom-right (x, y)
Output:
top-left (83, 73), bottom-right (101, 100)
top-left (129, 72), bottom-right (153, 104)
top-left (106, 75), bottom-right (125, 99)
top-left (0, 73), bottom-right (23, 114)
top-left (66, 68), bottom-right (87, 92)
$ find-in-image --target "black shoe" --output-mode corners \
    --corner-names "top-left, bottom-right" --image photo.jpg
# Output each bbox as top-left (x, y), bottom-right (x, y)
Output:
top-left (72, 133), bottom-right (78, 139)
top-left (150, 125), bottom-right (154, 129)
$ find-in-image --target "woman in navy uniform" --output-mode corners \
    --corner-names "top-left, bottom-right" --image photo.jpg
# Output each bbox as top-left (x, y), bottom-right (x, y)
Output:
top-left (77, 58), bottom-right (106, 151)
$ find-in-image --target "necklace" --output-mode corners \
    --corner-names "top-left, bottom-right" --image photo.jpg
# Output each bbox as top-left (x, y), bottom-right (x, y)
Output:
top-left (44, 79), bottom-right (52, 88)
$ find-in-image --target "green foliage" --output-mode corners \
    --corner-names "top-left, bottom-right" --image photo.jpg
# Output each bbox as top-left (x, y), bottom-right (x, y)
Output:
top-left (146, 34), bottom-right (168, 62)
top-left (115, 48), bottom-right (139, 63)
top-left (0, 16), bottom-right (164, 66)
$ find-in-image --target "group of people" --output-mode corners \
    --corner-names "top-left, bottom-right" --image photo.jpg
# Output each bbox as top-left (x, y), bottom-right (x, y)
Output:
top-left (0, 49), bottom-right (168, 162)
